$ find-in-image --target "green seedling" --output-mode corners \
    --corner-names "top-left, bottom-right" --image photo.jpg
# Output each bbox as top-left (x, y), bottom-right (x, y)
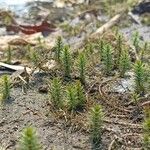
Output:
top-left (89, 105), bottom-right (103, 150)
top-left (25, 44), bottom-right (32, 60)
top-left (103, 44), bottom-right (113, 75)
top-left (115, 34), bottom-right (123, 67)
top-left (134, 60), bottom-right (146, 95)
top-left (55, 36), bottom-right (63, 62)
top-left (2, 75), bottom-right (10, 101)
top-left (75, 81), bottom-right (86, 109)
top-left (85, 42), bottom-right (94, 58)
top-left (132, 31), bottom-right (140, 52)
top-left (18, 126), bottom-right (42, 150)
top-left (98, 40), bottom-right (104, 61)
top-left (67, 84), bottom-right (77, 111)
top-left (77, 53), bottom-right (86, 84)
top-left (61, 45), bottom-right (72, 79)
top-left (50, 78), bottom-right (63, 108)
top-left (131, 92), bottom-right (140, 105)
top-left (30, 50), bottom-right (40, 67)
top-left (140, 42), bottom-right (148, 62)
top-left (6, 45), bottom-right (12, 64)
top-left (143, 113), bottom-right (150, 149)
top-left (119, 49), bottom-right (130, 77)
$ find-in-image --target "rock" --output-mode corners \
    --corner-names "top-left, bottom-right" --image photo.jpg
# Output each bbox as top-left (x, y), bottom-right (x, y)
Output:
top-left (38, 85), bottom-right (49, 93)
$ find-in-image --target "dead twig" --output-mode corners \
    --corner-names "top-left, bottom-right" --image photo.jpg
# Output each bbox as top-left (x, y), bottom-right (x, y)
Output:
top-left (103, 119), bottom-right (142, 129)
top-left (90, 14), bottom-right (122, 39)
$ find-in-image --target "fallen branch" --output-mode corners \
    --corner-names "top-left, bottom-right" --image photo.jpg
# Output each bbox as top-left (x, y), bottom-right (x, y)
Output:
top-left (0, 62), bottom-right (31, 74)
top-left (90, 14), bottom-right (122, 39)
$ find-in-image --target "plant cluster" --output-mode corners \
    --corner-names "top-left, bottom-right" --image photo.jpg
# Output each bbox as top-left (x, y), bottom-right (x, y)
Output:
top-left (67, 81), bottom-right (86, 111)
top-left (49, 78), bottom-right (86, 111)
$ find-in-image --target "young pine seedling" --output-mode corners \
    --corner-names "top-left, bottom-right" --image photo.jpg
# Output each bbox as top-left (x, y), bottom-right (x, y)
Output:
top-left (103, 44), bottom-right (113, 75)
top-left (132, 31), bottom-right (140, 52)
top-left (143, 114), bottom-right (150, 149)
top-left (75, 81), bottom-right (86, 110)
top-left (134, 60), bottom-right (146, 95)
top-left (98, 40), bottom-right (104, 61)
top-left (118, 49), bottom-right (130, 77)
top-left (61, 45), bottom-right (72, 79)
top-left (6, 45), bottom-right (12, 64)
top-left (67, 84), bottom-right (77, 111)
top-left (30, 50), bottom-right (40, 67)
top-left (85, 42), bottom-right (94, 58)
top-left (1, 75), bottom-right (11, 102)
top-left (115, 34), bottom-right (123, 68)
top-left (89, 105), bottom-right (103, 150)
top-left (50, 78), bottom-right (63, 108)
top-left (55, 36), bottom-right (63, 62)
top-left (77, 53), bottom-right (86, 84)
top-left (131, 92), bottom-right (140, 105)
top-left (18, 126), bottom-right (42, 150)
top-left (140, 42), bottom-right (148, 62)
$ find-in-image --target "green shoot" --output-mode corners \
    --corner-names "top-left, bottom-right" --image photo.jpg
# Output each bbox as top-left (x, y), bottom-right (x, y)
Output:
top-left (98, 40), bottom-right (104, 61)
top-left (18, 126), bottom-right (42, 150)
top-left (118, 49), bottom-right (130, 77)
top-left (134, 60), bottom-right (146, 95)
top-left (115, 34), bottom-right (123, 67)
top-left (67, 84), bottom-right (77, 111)
top-left (103, 44), bottom-right (113, 75)
top-left (131, 92), bottom-right (140, 104)
top-left (75, 81), bottom-right (86, 109)
top-left (140, 42), bottom-right (148, 62)
top-left (6, 45), bottom-right (12, 64)
top-left (30, 50), bottom-right (40, 67)
top-left (2, 75), bottom-right (10, 101)
top-left (55, 36), bottom-right (63, 62)
top-left (85, 42), bottom-right (94, 58)
top-left (89, 105), bottom-right (103, 150)
top-left (61, 45), bottom-right (72, 79)
top-left (50, 78), bottom-right (63, 108)
top-left (132, 31), bottom-right (140, 52)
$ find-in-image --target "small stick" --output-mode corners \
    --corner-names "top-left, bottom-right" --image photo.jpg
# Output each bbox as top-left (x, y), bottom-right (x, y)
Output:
top-left (90, 14), bottom-right (122, 39)
top-left (103, 119), bottom-right (142, 129)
